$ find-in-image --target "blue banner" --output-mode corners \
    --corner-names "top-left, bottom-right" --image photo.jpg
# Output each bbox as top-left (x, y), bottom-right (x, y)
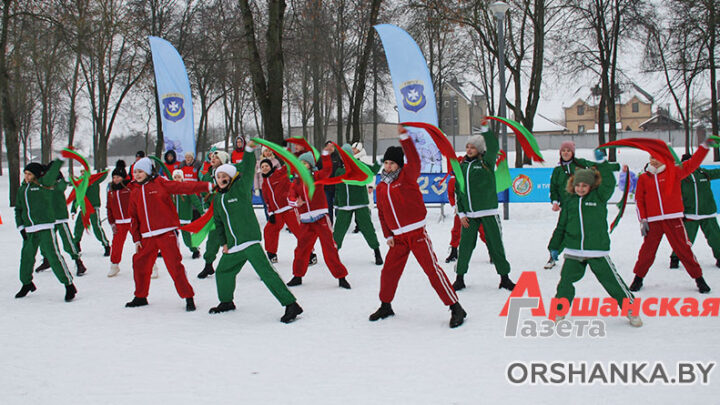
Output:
top-left (374, 24), bottom-right (442, 173)
top-left (149, 36), bottom-right (195, 157)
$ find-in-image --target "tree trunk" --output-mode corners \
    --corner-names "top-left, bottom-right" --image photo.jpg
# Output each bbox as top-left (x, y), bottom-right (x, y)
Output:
top-left (350, 0), bottom-right (382, 144)
top-left (0, 0), bottom-right (19, 205)
top-left (709, 1), bottom-right (719, 160)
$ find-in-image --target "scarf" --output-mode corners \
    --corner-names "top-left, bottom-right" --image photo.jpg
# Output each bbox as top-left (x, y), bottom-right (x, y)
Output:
top-left (647, 164), bottom-right (666, 174)
top-left (381, 169), bottom-right (401, 184)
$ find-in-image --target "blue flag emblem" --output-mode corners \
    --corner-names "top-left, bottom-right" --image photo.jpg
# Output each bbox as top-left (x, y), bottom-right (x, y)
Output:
top-left (400, 82), bottom-right (426, 112)
top-left (162, 93), bottom-right (185, 122)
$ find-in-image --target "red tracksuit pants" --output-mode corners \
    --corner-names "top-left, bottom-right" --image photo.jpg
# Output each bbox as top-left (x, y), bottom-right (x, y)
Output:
top-left (380, 227), bottom-right (458, 305)
top-left (132, 231), bottom-right (194, 299)
top-left (264, 209), bottom-right (302, 254)
top-left (292, 215), bottom-right (348, 278)
top-left (110, 223), bottom-right (131, 264)
top-left (633, 218), bottom-right (702, 279)
top-left (450, 215), bottom-right (486, 248)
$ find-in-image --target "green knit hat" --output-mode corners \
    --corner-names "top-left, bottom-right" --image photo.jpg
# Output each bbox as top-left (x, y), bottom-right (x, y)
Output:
top-left (573, 168), bottom-right (595, 186)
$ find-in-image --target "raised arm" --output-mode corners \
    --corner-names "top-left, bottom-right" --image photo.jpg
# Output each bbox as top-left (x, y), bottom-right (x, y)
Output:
top-left (399, 134), bottom-right (421, 180)
top-left (678, 144), bottom-right (710, 179)
top-left (40, 159), bottom-right (63, 187)
top-left (481, 131), bottom-right (499, 168)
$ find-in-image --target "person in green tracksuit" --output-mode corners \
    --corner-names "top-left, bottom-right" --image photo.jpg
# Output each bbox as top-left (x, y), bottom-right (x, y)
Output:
top-left (670, 154), bottom-right (720, 268)
top-left (545, 141), bottom-right (593, 269)
top-left (171, 169), bottom-right (204, 258)
top-left (37, 171), bottom-right (88, 276)
top-left (197, 150), bottom-right (230, 279)
top-left (73, 170), bottom-right (110, 255)
top-left (548, 158), bottom-right (642, 327)
top-left (15, 160), bottom-right (78, 302)
top-left (208, 141), bottom-right (303, 323)
top-left (333, 144), bottom-right (383, 265)
top-left (453, 130), bottom-right (515, 292)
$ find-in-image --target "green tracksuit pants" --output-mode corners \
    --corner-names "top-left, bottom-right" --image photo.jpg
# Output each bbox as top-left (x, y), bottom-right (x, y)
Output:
top-left (333, 207), bottom-right (380, 250)
top-left (204, 227), bottom-right (222, 264)
top-left (555, 255), bottom-right (634, 310)
top-left (55, 222), bottom-right (80, 260)
top-left (215, 243), bottom-right (296, 305)
top-left (20, 229), bottom-right (73, 285)
top-left (180, 229), bottom-right (199, 253)
top-left (456, 215), bottom-right (510, 276)
top-left (671, 217), bottom-right (720, 261)
top-left (73, 210), bottom-right (109, 248)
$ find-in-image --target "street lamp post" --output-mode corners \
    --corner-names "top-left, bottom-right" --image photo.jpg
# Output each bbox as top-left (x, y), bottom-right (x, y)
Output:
top-left (490, 1), bottom-right (510, 220)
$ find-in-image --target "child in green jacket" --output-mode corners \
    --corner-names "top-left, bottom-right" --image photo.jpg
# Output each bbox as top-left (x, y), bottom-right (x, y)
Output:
top-left (73, 170), bottom-right (110, 255)
top-left (548, 159), bottom-right (641, 327)
top-left (197, 150), bottom-right (230, 278)
top-left (209, 140), bottom-right (303, 323)
top-left (15, 160), bottom-right (77, 302)
top-left (172, 169), bottom-right (203, 258)
top-left (453, 129), bottom-right (515, 291)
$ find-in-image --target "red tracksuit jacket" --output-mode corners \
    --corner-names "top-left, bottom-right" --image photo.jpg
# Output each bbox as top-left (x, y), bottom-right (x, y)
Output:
top-left (376, 136), bottom-right (426, 239)
top-left (288, 153), bottom-right (332, 222)
top-left (128, 176), bottom-right (212, 242)
top-left (231, 149), bottom-right (244, 164)
top-left (107, 185), bottom-right (133, 225)
top-left (262, 166), bottom-right (294, 215)
top-left (636, 145), bottom-right (709, 223)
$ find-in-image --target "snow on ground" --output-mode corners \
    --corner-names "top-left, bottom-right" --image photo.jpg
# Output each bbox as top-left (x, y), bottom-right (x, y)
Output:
top-left (1, 148), bottom-right (719, 404)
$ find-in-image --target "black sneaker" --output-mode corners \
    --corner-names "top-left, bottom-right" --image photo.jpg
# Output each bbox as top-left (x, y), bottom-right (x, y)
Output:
top-left (696, 277), bottom-right (711, 294)
top-left (281, 302), bottom-right (303, 323)
top-left (374, 248), bottom-right (383, 265)
top-left (338, 277), bottom-right (351, 289)
top-left (267, 252), bottom-right (278, 264)
top-left (34, 258), bottom-right (50, 272)
top-left (369, 302), bottom-right (394, 321)
top-left (125, 297), bottom-right (149, 307)
top-left (104, 246), bottom-right (111, 257)
top-left (287, 276), bottom-right (302, 287)
top-left (449, 302), bottom-right (467, 328)
top-left (76, 259), bottom-right (87, 276)
top-left (445, 247), bottom-right (458, 263)
top-left (15, 282), bottom-right (37, 298)
top-left (499, 275), bottom-right (516, 291)
top-left (186, 298), bottom-right (196, 312)
top-left (209, 301), bottom-right (236, 314)
top-left (309, 253), bottom-right (317, 266)
top-left (629, 276), bottom-right (643, 292)
top-left (64, 284), bottom-right (77, 302)
top-left (670, 256), bottom-right (679, 269)
top-left (197, 263), bottom-right (214, 279)
top-left (192, 250), bottom-right (200, 259)
top-left (352, 225), bottom-right (360, 234)
top-left (452, 275), bottom-right (465, 291)
top-left (716, 259), bottom-right (720, 268)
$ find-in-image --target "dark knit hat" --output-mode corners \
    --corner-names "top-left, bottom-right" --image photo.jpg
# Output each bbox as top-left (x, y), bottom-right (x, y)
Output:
top-left (112, 160), bottom-right (127, 178)
top-left (573, 168), bottom-right (596, 186)
top-left (135, 150), bottom-right (146, 158)
top-left (681, 153), bottom-right (692, 162)
top-left (259, 158), bottom-right (274, 168)
top-left (24, 162), bottom-right (45, 179)
top-left (383, 146), bottom-right (405, 168)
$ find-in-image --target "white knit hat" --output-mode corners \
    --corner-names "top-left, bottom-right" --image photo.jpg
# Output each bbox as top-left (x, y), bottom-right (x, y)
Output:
top-left (215, 151), bottom-right (230, 164)
top-left (172, 169), bottom-right (184, 179)
top-left (134, 157), bottom-right (153, 175)
top-left (466, 135), bottom-right (486, 154)
top-left (215, 164), bottom-right (237, 181)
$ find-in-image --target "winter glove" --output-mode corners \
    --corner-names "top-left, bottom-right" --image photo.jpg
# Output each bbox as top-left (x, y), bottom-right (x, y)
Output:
top-left (550, 250), bottom-right (559, 261)
top-left (640, 219), bottom-right (650, 237)
top-left (594, 148), bottom-right (606, 162)
top-left (20, 229), bottom-right (27, 240)
top-left (111, 224), bottom-right (117, 234)
top-left (268, 214), bottom-right (276, 224)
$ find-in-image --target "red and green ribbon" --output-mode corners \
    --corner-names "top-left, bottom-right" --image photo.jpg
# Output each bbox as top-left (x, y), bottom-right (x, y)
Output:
top-left (179, 200), bottom-right (216, 247)
top-left (400, 121), bottom-right (465, 193)
top-left (599, 138), bottom-right (678, 197)
top-left (485, 116), bottom-right (544, 163)
top-left (495, 150), bottom-right (512, 193)
top-left (253, 138), bottom-right (316, 198)
top-left (285, 137), bottom-right (320, 162)
top-left (316, 142), bottom-right (374, 186)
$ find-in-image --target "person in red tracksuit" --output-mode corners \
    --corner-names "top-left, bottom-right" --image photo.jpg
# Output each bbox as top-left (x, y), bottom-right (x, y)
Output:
top-left (107, 162), bottom-right (133, 277)
top-left (444, 173), bottom-right (486, 263)
top-left (630, 140), bottom-right (716, 293)
top-left (370, 127), bottom-right (467, 328)
top-left (231, 136), bottom-right (245, 164)
top-left (260, 159), bottom-right (303, 263)
top-left (125, 157), bottom-right (213, 311)
top-left (285, 148), bottom-right (351, 289)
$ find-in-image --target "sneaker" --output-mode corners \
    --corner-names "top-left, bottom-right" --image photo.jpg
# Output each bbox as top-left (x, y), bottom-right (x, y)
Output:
top-left (281, 302), bottom-right (303, 323)
top-left (267, 252), bottom-right (278, 264)
top-left (34, 258), bottom-right (50, 272)
top-left (669, 256), bottom-right (679, 269)
top-left (544, 258), bottom-right (556, 270)
top-left (452, 275), bottom-right (465, 291)
top-left (209, 301), bottom-right (236, 314)
top-left (151, 264), bottom-right (159, 279)
top-left (286, 276), bottom-right (302, 287)
top-left (716, 258), bottom-right (720, 268)
top-left (186, 298), bottom-right (196, 312)
top-left (125, 297), bottom-right (148, 307)
top-left (338, 277), bottom-right (351, 289)
top-left (76, 259), bottom-right (87, 277)
top-left (104, 246), bottom-right (111, 257)
top-left (197, 263), bottom-right (214, 279)
top-left (629, 276), bottom-right (643, 292)
top-left (445, 247), bottom-right (458, 263)
top-left (449, 302), bottom-right (467, 328)
top-left (696, 276), bottom-right (711, 294)
top-left (108, 263), bottom-right (120, 277)
top-left (374, 248), bottom-right (383, 265)
top-left (627, 310), bottom-right (643, 327)
top-left (499, 275), bottom-right (515, 291)
top-left (64, 284), bottom-right (77, 302)
top-left (309, 253), bottom-right (317, 266)
top-left (369, 302), bottom-right (394, 321)
top-left (192, 250), bottom-right (200, 259)
top-left (15, 282), bottom-right (37, 298)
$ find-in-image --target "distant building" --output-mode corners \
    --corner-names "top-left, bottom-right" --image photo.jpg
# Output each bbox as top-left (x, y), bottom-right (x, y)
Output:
top-left (439, 81), bottom-right (487, 137)
top-left (639, 112), bottom-right (683, 132)
top-left (564, 82), bottom-right (654, 133)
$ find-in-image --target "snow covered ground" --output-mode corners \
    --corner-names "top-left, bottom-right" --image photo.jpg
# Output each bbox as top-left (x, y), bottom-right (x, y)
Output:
top-left (1, 148), bottom-right (719, 404)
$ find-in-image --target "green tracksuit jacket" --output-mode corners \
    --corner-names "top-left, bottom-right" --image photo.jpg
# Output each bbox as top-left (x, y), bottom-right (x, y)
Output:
top-left (681, 167), bottom-right (720, 219)
top-left (549, 158), bottom-right (594, 206)
top-left (455, 131), bottom-right (500, 218)
top-left (16, 160), bottom-right (63, 232)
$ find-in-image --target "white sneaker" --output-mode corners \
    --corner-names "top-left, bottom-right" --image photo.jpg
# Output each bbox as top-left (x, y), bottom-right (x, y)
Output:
top-left (108, 263), bottom-right (120, 278)
top-left (151, 264), bottom-right (159, 279)
top-left (554, 315), bottom-right (565, 324)
top-left (627, 312), bottom-right (643, 327)
top-left (544, 259), bottom-right (556, 269)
